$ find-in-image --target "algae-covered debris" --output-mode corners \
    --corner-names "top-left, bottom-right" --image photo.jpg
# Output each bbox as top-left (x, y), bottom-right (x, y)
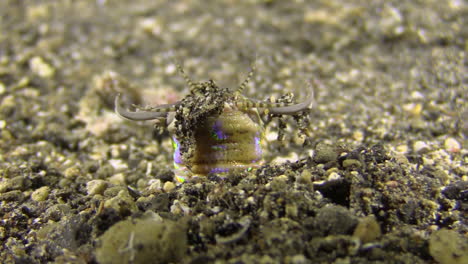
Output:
top-left (95, 213), bottom-right (187, 264)
top-left (429, 229), bottom-right (468, 264)
top-left (352, 215), bottom-right (381, 244)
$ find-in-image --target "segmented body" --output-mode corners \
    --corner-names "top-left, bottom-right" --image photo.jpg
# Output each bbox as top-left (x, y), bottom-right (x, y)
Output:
top-left (173, 108), bottom-right (263, 175)
top-left (115, 65), bottom-right (314, 181)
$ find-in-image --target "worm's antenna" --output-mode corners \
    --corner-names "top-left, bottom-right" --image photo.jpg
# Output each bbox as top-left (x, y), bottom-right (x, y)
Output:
top-left (235, 55), bottom-right (257, 96)
top-left (176, 63), bottom-right (198, 92)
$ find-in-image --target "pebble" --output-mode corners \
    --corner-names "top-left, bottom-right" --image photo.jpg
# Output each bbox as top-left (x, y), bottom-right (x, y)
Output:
top-left (64, 167), bottom-right (81, 179)
top-left (314, 142), bottom-right (337, 163)
top-left (379, 5), bottom-right (404, 37)
top-left (297, 170), bottom-right (312, 184)
top-left (31, 186), bottom-right (50, 202)
top-left (342, 159), bottom-right (362, 168)
top-left (293, 133), bottom-right (306, 145)
top-left (108, 159), bottom-right (128, 171)
top-left (270, 175), bottom-right (289, 191)
top-left (86, 180), bottom-right (108, 196)
top-left (0, 226), bottom-right (5, 240)
top-left (108, 173), bottom-right (126, 185)
top-left (45, 204), bottom-right (71, 221)
top-left (304, 9), bottom-right (334, 24)
top-left (104, 189), bottom-right (138, 215)
top-left (163, 181), bottom-right (176, 192)
top-left (410, 91), bottom-right (425, 100)
top-left (403, 102), bottom-right (422, 116)
top-left (288, 254), bottom-right (308, 264)
top-left (29, 56), bottom-right (55, 78)
top-left (352, 215), bottom-right (381, 243)
top-left (313, 205), bottom-right (358, 236)
top-left (265, 130), bottom-right (278, 142)
top-left (271, 152), bottom-right (299, 164)
top-left (352, 130), bottom-right (364, 142)
top-left (95, 215), bottom-right (187, 264)
top-left (147, 179), bottom-right (163, 192)
top-left (429, 229), bottom-right (468, 264)
top-left (413, 140), bottom-right (430, 153)
top-left (0, 176), bottom-right (25, 193)
top-left (395, 144), bottom-right (408, 154)
top-left (0, 190), bottom-right (24, 201)
top-left (139, 17), bottom-right (163, 36)
top-left (0, 95), bottom-right (16, 110)
top-left (328, 172), bottom-right (341, 181)
top-left (444, 137), bottom-right (461, 153)
top-left (285, 203), bottom-right (298, 218)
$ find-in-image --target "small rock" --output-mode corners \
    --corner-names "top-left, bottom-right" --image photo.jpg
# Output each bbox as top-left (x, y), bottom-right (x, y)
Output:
top-left (139, 17), bottom-right (163, 36)
top-left (379, 5), bottom-right (404, 38)
top-left (442, 181), bottom-right (468, 200)
top-left (288, 254), bottom-right (308, 264)
top-left (109, 173), bottom-right (126, 185)
top-left (64, 167), bottom-right (81, 179)
top-left (0, 82), bottom-right (5, 95)
top-left (270, 175), bottom-right (289, 191)
top-left (352, 130), bottom-right (364, 142)
top-left (413, 140), bottom-right (430, 153)
top-left (147, 179), bottom-right (163, 192)
top-left (31, 186), bottom-right (50, 202)
top-left (293, 133), bottom-right (306, 145)
top-left (0, 176), bottom-right (26, 193)
top-left (403, 103), bottom-right (422, 117)
top-left (271, 152), bottom-right (299, 164)
top-left (429, 229), bottom-right (468, 264)
top-left (352, 215), bottom-right (381, 243)
top-left (0, 190), bottom-right (24, 201)
top-left (327, 172), bottom-right (341, 181)
top-left (314, 142), bottom-right (337, 163)
top-left (0, 226), bottom-right (5, 240)
top-left (29, 56), bottom-right (55, 78)
top-left (444, 137), bottom-right (461, 153)
top-left (410, 91), bottom-right (425, 100)
top-left (285, 203), bottom-right (298, 218)
top-left (86, 180), bottom-right (108, 196)
top-left (395, 144), bottom-right (408, 154)
top-left (109, 159), bottom-right (128, 171)
top-left (95, 214), bottom-right (187, 264)
top-left (313, 205), bottom-right (358, 236)
top-left (342, 159), bottom-right (362, 168)
top-left (163, 181), bottom-right (176, 192)
top-left (297, 170), bottom-right (312, 184)
top-left (45, 204), bottom-right (71, 222)
top-left (104, 189), bottom-right (138, 215)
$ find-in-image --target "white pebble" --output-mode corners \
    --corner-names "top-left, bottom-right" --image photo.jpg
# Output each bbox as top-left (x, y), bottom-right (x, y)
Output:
top-left (108, 159), bottom-right (128, 171)
top-left (271, 152), bottom-right (299, 164)
top-left (328, 172), bottom-right (341, 181)
top-left (413, 141), bottom-right (430, 153)
top-left (0, 82), bottom-right (5, 94)
top-left (444, 137), bottom-right (461, 153)
top-left (29, 56), bottom-right (55, 78)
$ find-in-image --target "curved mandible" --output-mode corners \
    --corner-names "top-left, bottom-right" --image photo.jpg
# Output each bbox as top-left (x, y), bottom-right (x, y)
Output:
top-left (267, 80), bottom-right (316, 115)
top-left (114, 93), bottom-right (178, 121)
